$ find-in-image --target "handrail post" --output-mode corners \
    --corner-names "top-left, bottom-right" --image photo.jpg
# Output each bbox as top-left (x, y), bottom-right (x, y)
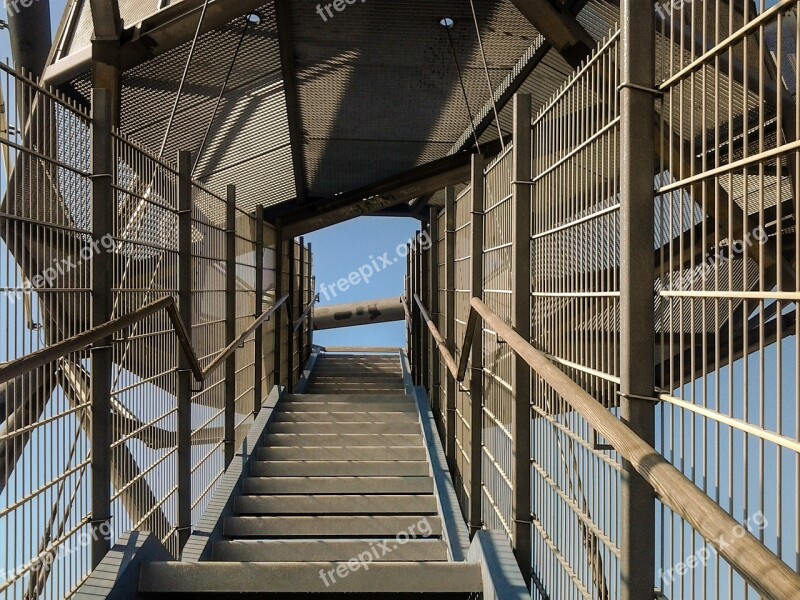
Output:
top-left (420, 227), bottom-right (430, 393)
top-left (253, 205), bottom-right (265, 415)
top-left (224, 185), bottom-right (236, 466)
top-left (429, 207), bottom-right (441, 417)
top-left (287, 238), bottom-right (296, 392)
top-left (511, 93), bottom-right (533, 588)
top-left (468, 155), bottom-right (484, 536)
top-left (177, 150), bottom-right (193, 550)
top-left (273, 225), bottom-right (284, 388)
top-left (89, 86), bottom-right (114, 568)
top-left (298, 237), bottom-right (305, 381)
top-left (444, 187), bottom-right (457, 466)
top-left (620, 1), bottom-right (656, 597)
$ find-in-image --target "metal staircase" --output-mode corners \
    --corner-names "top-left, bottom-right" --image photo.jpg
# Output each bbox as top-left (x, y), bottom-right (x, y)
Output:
top-left (135, 353), bottom-right (484, 598)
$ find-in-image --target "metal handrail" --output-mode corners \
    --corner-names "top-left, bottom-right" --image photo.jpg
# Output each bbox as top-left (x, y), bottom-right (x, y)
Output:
top-left (0, 294), bottom-right (290, 389)
top-left (292, 294), bottom-right (319, 334)
top-left (411, 293), bottom-right (800, 600)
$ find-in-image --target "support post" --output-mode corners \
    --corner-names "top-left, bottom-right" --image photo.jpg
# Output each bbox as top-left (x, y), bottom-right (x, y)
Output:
top-left (287, 239), bottom-right (296, 392)
top-left (420, 226), bottom-right (430, 393)
top-left (429, 207), bottom-right (441, 416)
top-left (177, 150), bottom-right (193, 550)
top-left (90, 87), bottom-right (113, 568)
top-left (273, 226), bottom-right (284, 388)
top-left (444, 187), bottom-right (457, 466)
top-left (253, 205), bottom-right (265, 414)
top-left (620, 2), bottom-right (656, 598)
top-left (511, 93), bottom-right (533, 588)
top-left (469, 155), bottom-right (485, 536)
top-left (410, 241), bottom-right (419, 384)
top-left (224, 185), bottom-right (236, 466)
top-left (298, 237), bottom-right (306, 378)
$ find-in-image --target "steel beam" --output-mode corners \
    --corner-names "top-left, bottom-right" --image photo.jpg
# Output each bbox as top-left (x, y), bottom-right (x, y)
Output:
top-left (314, 298), bottom-right (405, 330)
top-left (7, 0), bottom-right (51, 78)
top-left (224, 185), bottom-right (236, 466)
top-left (468, 155), bottom-right (484, 537)
top-left (177, 150), bottom-right (193, 551)
top-left (510, 93), bottom-right (533, 589)
top-left (275, 0), bottom-right (307, 202)
top-left (89, 0), bottom-right (122, 41)
top-left (508, 0), bottom-right (593, 69)
top-left (619, 2), bottom-right (656, 598)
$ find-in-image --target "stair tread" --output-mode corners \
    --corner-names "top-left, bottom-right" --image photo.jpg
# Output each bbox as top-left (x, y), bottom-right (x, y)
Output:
top-left (224, 515), bottom-right (442, 538)
top-left (212, 539), bottom-right (449, 562)
top-left (250, 460), bottom-right (429, 477)
top-left (264, 433), bottom-right (423, 447)
top-left (233, 494), bottom-right (438, 515)
top-left (243, 476), bottom-right (433, 495)
top-left (140, 562), bottom-right (483, 594)
top-left (258, 447), bottom-right (428, 461)
top-left (268, 422), bottom-right (420, 434)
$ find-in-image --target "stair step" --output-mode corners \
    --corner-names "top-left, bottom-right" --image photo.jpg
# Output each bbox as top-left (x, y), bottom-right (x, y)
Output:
top-left (278, 402), bottom-right (416, 413)
top-left (264, 433), bottom-right (423, 447)
top-left (242, 476), bottom-right (433, 495)
top-left (140, 562), bottom-right (483, 596)
top-left (249, 461), bottom-right (429, 477)
top-left (224, 515), bottom-right (442, 538)
top-left (212, 539), bottom-right (449, 562)
top-left (273, 411), bottom-right (419, 423)
top-left (258, 446), bottom-right (428, 461)
top-left (233, 494), bottom-right (438, 515)
top-left (268, 422), bottom-right (420, 434)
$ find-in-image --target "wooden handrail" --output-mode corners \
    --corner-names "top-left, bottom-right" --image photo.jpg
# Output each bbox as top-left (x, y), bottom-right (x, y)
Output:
top-left (292, 294), bottom-right (319, 334)
top-left (411, 294), bottom-right (800, 600)
top-left (0, 294), bottom-right (290, 389)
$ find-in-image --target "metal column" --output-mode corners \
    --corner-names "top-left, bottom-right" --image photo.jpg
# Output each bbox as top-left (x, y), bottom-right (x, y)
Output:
top-left (511, 93), bottom-right (533, 588)
top-left (224, 185), bottom-right (236, 466)
top-left (253, 205), bottom-right (265, 414)
top-left (444, 187), bottom-right (457, 466)
top-left (620, 1), bottom-right (656, 597)
top-left (89, 87), bottom-right (113, 568)
top-left (410, 239), bottom-right (420, 384)
top-left (177, 150), bottom-right (193, 550)
top-left (469, 155), bottom-right (484, 536)
top-left (429, 207), bottom-right (441, 416)
top-left (298, 236), bottom-right (306, 371)
top-left (420, 227), bottom-right (430, 392)
top-left (273, 226), bottom-right (284, 389)
top-left (287, 239), bottom-right (296, 392)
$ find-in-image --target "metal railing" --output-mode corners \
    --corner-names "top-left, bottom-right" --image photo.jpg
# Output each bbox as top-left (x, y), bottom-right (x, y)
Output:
top-left (412, 292), bottom-right (800, 599)
top-left (0, 61), bottom-right (314, 599)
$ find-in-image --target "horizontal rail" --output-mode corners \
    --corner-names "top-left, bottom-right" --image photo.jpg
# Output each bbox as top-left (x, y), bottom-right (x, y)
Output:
top-left (412, 294), bottom-right (800, 600)
top-left (0, 294), bottom-right (290, 389)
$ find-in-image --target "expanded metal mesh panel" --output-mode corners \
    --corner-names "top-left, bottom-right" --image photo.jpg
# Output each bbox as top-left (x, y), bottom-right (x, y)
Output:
top-left (481, 147), bottom-right (514, 537)
top-left (530, 30), bottom-right (622, 600)
top-left (654, 2), bottom-right (800, 597)
top-left (292, 0), bottom-right (540, 197)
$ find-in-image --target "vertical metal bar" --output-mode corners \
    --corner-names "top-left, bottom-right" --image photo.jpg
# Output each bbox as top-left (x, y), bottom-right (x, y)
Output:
top-left (224, 185), bottom-right (236, 466)
top-left (444, 187), bottom-right (457, 466)
top-left (90, 87), bottom-right (113, 568)
top-left (254, 205), bottom-right (265, 413)
top-left (411, 239), bottom-right (419, 384)
top-left (420, 226), bottom-right (430, 392)
top-left (298, 236), bottom-right (306, 376)
top-left (287, 238), bottom-right (296, 392)
top-left (177, 150), bottom-right (193, 550)
top-left (469, 154), bottom-right (485, 536)
top-left (620, 2), bottom-right (656, 598)
top-left (273, 225), bottom-right (284, 389)
top-left (429, 207), bottom-right (441, 415)
top-left (511, 93), bottom-right (533, 588)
